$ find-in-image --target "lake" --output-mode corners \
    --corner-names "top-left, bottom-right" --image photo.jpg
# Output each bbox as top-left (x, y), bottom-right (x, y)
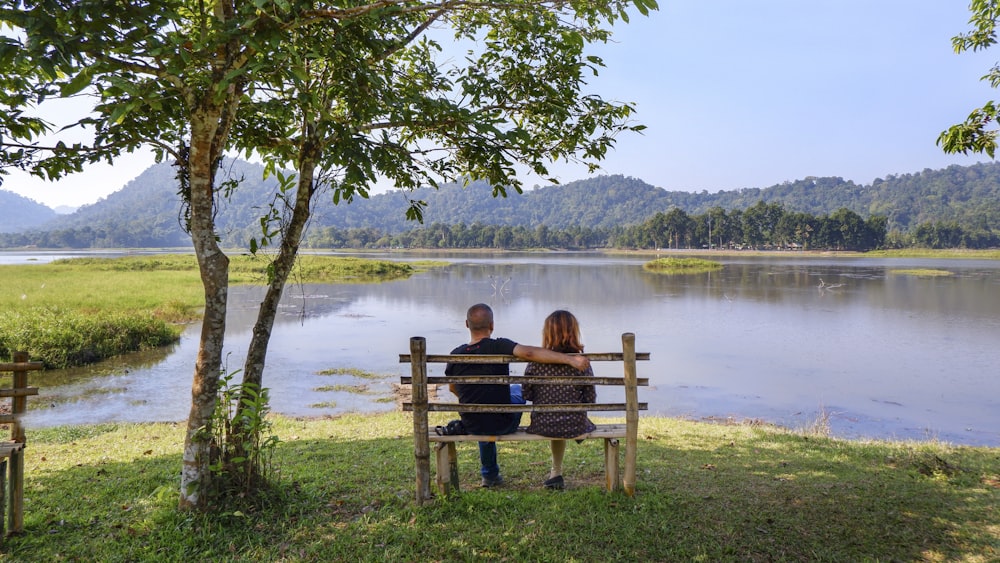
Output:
top-left (14, 251), bottom-right (1000, 447)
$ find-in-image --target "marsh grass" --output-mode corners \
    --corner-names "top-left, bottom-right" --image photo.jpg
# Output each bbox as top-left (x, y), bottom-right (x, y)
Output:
top-left (643, 257), bottom-right (723, 274)
top-left (313, 384), bottom-right (375, 394)
top-left (890, 268), bottom-right (955, 277)
top-left (867, 248), bottom-right (1000, 260)
top-left (308, 401), bottom-right (338, 409)
top-left (0, 255), bottom-right (423, 368)
top-left (316, 367), bottom-right (388, 379)
top-left (5, 413), bottom-right (997, 561)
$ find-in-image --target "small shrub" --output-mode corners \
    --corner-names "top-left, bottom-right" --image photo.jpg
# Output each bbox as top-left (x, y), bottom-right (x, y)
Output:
top-left (205, 369), bottom-right (281, 505)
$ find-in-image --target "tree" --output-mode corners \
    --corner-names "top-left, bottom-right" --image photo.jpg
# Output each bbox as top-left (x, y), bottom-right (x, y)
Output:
top-left (1, 0), bottom-right (656, 509)
top-left (830, 208), bottom-right (865, 250)
top-left (938, 1), bottom-right (1000, 157)
top-left (0, 0), bottom-right (656, 508)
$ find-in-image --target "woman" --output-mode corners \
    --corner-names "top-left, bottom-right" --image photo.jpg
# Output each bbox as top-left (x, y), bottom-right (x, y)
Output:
top-left (522, 310), bottom-right (596, 490)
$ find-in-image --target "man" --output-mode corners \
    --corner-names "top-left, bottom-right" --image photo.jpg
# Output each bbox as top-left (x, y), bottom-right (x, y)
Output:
top-left (445, 303), bottom-right (590, 487)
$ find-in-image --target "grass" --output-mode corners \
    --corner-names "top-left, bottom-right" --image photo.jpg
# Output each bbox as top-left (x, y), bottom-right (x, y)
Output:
top-left (866, 248), bottom-right (1000, 260)
top-left (0, 255), bottom-right (435, 368)
top-left (4, 413), bottom-right (997, 561)
top-left (315, 367), bottom-right (388, 379)
top-left (890, 268), bottom-right (955, 277)
top-left (643, 257), bottom-right (723, 274)
top-left (313, 384), bottom-right (375, 394)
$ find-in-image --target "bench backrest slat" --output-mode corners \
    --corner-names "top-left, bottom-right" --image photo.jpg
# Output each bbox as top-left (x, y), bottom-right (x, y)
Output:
top-left (400, 352), bottom-right (651, 364)
top-left (401, 375), bottom-right (648, 386)
top-left (404, 402), bottom-right (647, 413)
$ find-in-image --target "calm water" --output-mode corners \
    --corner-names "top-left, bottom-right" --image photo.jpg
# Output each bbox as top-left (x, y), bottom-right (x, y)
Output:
top-left (14, 251), bottom-right (1000, 447)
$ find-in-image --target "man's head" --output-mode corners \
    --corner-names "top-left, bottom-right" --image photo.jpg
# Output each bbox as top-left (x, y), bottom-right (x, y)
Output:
top-left (465, 303), bottom-right (494, 336)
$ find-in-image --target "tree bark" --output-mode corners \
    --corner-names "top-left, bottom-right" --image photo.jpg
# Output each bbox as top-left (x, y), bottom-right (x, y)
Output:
top-left (178, 111), bottom-right (230, 510)
top-left (240, 149), bottom-right (318, 392)
top-left (228, 145), bottom-right (319, 471)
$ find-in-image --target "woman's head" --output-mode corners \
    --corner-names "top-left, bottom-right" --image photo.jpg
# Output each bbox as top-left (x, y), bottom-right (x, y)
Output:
top-left (542, 310), bottom-right (584, 353)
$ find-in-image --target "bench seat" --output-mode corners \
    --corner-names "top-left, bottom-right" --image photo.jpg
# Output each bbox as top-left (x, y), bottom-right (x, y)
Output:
top-left (428, 423), bottom-right (629, 495)
top-left (428, 423), bottom-right (626, 442)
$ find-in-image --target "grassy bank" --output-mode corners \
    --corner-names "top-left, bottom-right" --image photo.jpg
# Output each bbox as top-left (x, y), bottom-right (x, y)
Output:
top-left (4, 413), bottom-right (997, 561)
top-left (0, 254), bottom-right (431, 368)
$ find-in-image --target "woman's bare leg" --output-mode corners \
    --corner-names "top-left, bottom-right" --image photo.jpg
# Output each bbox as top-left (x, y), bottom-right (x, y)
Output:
top-left (550, 439), bottom-right (567, 478)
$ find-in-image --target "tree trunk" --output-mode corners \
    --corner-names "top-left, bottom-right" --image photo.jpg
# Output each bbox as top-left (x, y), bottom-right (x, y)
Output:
top-left (240, 168), bottom-right (316, 391)
top-left (179, 112), bottom-right (230, 510)
top-left (228, 150), bottom-right (319, 472)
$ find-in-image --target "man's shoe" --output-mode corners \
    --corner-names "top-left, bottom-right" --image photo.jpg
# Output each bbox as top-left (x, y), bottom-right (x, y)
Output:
top-left (543, 475), bottom-right (564, 490)
top-left (481, 475), bottom-right (504, 488)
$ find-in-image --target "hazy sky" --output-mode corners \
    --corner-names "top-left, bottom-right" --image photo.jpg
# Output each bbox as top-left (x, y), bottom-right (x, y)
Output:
top-left (2, 1), bottom-right (996, 208)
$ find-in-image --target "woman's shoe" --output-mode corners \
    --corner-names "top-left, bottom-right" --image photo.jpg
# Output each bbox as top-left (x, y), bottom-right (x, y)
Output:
top-left (543, 475), bottom-right (564, 490)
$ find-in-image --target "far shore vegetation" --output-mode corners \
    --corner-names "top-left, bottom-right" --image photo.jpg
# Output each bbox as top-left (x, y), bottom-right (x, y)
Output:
top-left (890, 268), bottom-right (955, 277)
top-left (611, 247), bottom-right (1000, 260)
top-left (643, 256), bottom-right (723, 274)
top-left (0, 254), bottom-right (441, 368)
top-left (3, 412), bottom-right (996, 561)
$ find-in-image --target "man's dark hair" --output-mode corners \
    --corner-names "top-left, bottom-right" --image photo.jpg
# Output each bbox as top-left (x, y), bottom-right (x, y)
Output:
top-left (466, 303), bottom-right (494, 331)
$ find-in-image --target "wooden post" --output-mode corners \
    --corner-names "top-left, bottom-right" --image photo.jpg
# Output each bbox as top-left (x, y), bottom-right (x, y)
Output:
top-left (621, 333), bottom-right (639, 497)
top-left (604, 438), bottom-right (620, 492)
top-left (9, 351), bottom-right (28, 533)
top-left (0, 458), bottom-right (6, 538)
top-left (409, 337), bottom-right (432, 504)
top-left (435, 442), bottom-right (460, 496)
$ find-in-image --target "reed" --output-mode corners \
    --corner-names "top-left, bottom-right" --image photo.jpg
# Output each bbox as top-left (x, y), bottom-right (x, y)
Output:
top-left (0, 254), bottom-right (426, 367)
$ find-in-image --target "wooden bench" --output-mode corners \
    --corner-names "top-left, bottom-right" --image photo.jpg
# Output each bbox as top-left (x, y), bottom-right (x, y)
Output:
top-left (400, 333), bottom-right (648, 504)
top-left (0, 351), bottom-right (42, 538)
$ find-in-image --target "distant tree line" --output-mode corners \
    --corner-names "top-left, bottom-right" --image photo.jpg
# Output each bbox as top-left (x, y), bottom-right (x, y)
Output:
top-left (305, 202), bottom-right (895, 251)
top-left (306, 222), bottom-right (612, 250)
top-left (616, 202), bottom-right (888, 251)
top-left (8, 198), bottom-right (1000, 251)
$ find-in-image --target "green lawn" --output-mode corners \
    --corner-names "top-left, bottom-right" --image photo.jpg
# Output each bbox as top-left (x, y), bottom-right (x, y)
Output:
top-left (3, 413), bottom-right (997, 561)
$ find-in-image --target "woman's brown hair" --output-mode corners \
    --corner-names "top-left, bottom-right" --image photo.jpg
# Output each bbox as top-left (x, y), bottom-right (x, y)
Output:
top-left (541, 310), bottom-right (584, 354)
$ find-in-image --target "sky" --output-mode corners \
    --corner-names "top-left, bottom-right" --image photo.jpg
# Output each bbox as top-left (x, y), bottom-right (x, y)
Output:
top-left (2, 1), bottom-right (997, 209)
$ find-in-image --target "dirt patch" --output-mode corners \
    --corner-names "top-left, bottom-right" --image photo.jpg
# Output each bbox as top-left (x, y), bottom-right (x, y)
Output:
top-left (391, 383), bottom-right (441, 406)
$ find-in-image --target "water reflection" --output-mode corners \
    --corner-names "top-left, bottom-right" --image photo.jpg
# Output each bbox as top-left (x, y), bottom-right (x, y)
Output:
top-left (20, 252), bottom-right (1000, 447)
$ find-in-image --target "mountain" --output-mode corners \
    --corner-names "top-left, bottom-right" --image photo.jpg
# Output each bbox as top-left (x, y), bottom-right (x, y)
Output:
top-left (2, 160), bottom-right (1000, 248)
top-left (0, 190), bottom-right (58, 232)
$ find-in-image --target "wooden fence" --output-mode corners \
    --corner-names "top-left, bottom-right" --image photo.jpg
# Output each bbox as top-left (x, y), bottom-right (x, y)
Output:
top-left (0, 351), bottom-right (42, 538)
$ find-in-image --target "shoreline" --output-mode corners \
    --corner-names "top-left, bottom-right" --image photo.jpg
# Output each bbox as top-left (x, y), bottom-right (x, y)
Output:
top-left (3, 246), bottom-right (999, 261)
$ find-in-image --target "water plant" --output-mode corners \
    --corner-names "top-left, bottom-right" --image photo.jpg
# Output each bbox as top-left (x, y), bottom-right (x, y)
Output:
top-left (643, 257), bottom-right (723, 274)
top-left (889, 268), bottom-right (954, 277)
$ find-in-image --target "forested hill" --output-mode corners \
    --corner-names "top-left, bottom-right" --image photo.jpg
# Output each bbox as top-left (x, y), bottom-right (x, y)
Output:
top-left (2, 159), bottom-right (1000, 248)
top-left (0, 190), bottom-right (57, 231)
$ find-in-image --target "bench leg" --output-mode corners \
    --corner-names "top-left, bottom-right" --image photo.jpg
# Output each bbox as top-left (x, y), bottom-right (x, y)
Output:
top-left (604, 438), bottom-right (621, 492)
top-left (8, 449), bottom-right (21, 535)
top-left (0, 458), bottom-right (6, 539)
top-left (435, 443), bottom-right (461, 496)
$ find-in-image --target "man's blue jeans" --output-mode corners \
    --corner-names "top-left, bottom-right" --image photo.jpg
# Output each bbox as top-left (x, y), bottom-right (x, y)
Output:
top-left (479, 384), bottom-right (525, 479)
